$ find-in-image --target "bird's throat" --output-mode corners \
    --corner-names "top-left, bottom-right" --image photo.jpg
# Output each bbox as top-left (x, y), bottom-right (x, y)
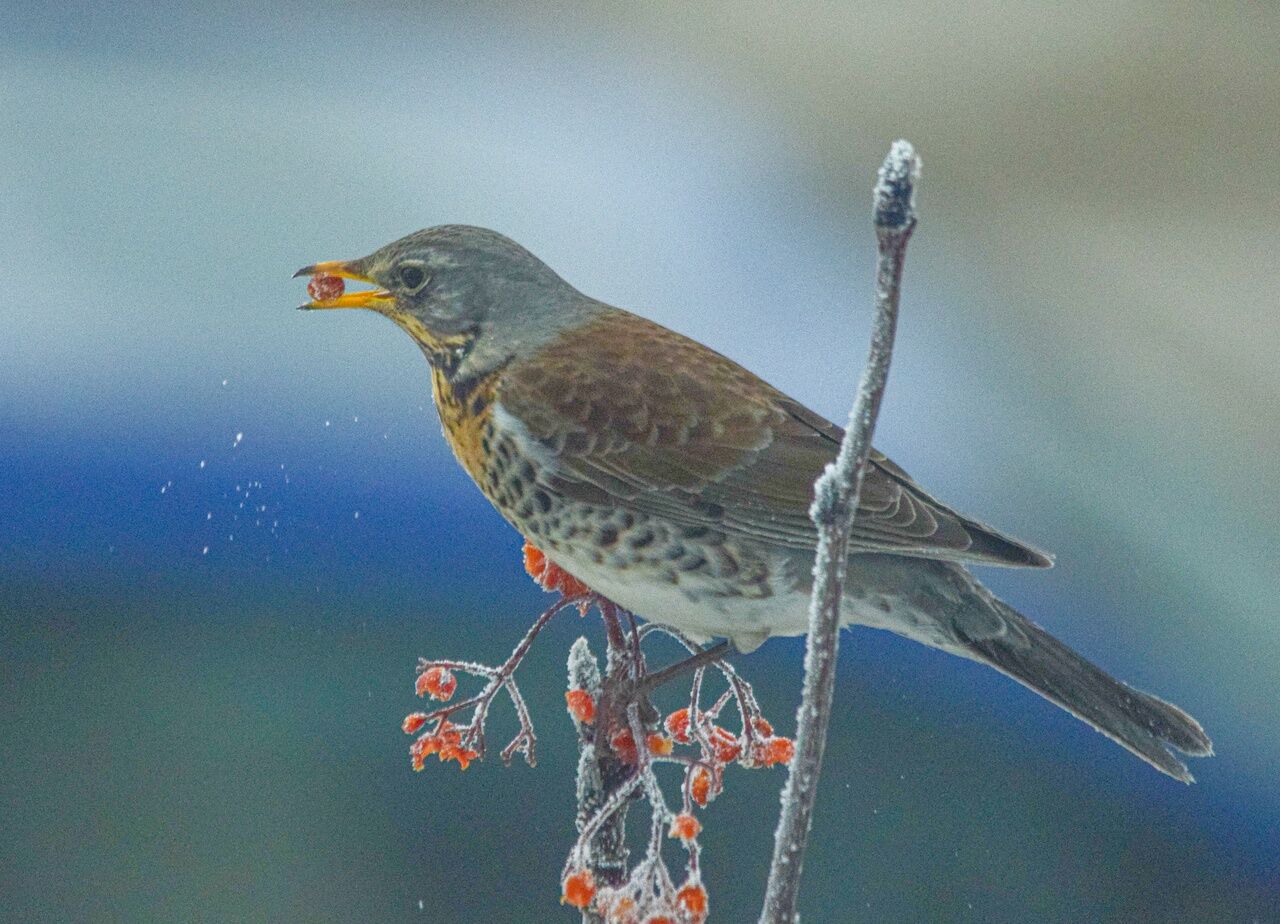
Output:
top-left (429, 357), bottom-right (504, 489)
top-left (387, 311), bottom-right (476, 377)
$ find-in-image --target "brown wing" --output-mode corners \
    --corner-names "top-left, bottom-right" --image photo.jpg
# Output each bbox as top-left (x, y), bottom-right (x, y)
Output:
top-left (500, 309), bottom-right (1052, 568)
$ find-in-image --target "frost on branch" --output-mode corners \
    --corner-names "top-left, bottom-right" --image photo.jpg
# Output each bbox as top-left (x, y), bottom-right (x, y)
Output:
top-left (761, 140), bottom-right (920, 924)
top-left (403, 579), bottom-right (588, 770)
top-left (403, 542), bottom-right (794, 921)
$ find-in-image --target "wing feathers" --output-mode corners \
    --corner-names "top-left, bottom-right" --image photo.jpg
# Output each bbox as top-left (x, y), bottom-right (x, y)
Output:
top-left (500, 309), bottom-right (1052, 569)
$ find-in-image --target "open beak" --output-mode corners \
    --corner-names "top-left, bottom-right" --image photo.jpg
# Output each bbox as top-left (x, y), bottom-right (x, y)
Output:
top-left (293, 260), bottom-right (395, 310)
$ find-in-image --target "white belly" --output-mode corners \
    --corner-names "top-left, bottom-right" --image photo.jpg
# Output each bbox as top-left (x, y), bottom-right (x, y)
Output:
top-left (550, 546), bottom-right (806, 651)
top-left (551, 546), bottom-right (946, 654)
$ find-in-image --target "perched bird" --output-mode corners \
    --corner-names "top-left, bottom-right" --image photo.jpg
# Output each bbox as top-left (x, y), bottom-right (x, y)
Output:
top-left (297, 225), bottom-right (1212, 782)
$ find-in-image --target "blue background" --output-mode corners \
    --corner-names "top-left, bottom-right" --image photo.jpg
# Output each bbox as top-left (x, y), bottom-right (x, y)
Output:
top-left (2, 2), bottom-right (1278, 921)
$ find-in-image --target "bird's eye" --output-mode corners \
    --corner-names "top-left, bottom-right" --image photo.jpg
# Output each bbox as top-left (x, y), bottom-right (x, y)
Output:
top-left (398, 264), bottom-right (427, 291)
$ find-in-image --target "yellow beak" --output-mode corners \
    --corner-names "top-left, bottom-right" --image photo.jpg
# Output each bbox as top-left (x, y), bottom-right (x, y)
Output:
top-left (293, 260), bottom-right (395, 310)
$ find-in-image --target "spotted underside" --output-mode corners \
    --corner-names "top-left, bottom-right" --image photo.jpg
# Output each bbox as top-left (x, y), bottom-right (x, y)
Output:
top-left (426, 343), bottom-right (773, 609)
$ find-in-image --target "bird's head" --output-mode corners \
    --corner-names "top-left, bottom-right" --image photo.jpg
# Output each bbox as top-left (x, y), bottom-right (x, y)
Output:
top-left (297, 225), bottom-right (591, 378)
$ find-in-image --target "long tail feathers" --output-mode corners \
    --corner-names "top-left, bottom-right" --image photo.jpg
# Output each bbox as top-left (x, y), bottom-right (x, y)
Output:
top-left (952, 590), bottom-right (1213, 783)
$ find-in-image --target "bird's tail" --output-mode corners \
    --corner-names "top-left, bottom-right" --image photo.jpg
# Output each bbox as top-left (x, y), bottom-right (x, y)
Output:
top-left (939, 568), bottom-right (1213, 782)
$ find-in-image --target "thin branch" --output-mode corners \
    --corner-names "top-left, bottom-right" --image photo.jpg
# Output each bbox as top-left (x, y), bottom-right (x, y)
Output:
top-left (760, 139), bottom-right (921, 923)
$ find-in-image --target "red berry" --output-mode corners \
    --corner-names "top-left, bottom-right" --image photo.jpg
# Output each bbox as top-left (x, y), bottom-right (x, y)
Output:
top-left (610, 728), bottom-right (638, 764)
top-left (307, 273), bottom-right (344, 302)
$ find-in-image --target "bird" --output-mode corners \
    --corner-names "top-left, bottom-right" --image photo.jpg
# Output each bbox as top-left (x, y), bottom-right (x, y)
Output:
top-left (296, 224), bottom-right (1212, 782)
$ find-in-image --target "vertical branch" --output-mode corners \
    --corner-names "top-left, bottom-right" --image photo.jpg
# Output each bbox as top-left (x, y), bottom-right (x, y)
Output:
top-left (568, 605), bottom-right (637, 922)
top-left (759, 140), bottom-right (921, 923)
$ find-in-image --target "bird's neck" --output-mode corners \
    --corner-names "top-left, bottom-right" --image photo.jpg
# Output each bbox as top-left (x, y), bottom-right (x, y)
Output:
top-left (428, 357), bottom-right (507, 488)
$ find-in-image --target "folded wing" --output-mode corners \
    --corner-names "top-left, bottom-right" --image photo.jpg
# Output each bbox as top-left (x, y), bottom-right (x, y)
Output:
top-left (501, 308), bottom-right (1051, 568)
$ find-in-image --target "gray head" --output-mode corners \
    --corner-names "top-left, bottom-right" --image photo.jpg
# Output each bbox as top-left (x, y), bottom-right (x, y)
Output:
top-left (296, 225), bottom-right (595, 379)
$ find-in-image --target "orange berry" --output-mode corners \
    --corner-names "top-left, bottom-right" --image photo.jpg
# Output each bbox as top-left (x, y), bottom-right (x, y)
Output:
top-left (645, 918), bottom-right (675, 924)
top-left (523, 541), bottom-right (591, 596)
top-left (410, 735), bottom-right (439, 759)
top-left (409, 733), bottom-right (441, 771)
top-left (402, 712), bottom-right (428, 735)
top-left (417, 666), bottom-right (456, 701)
top-left (752, 717), bottom-right (774, 737)
top-left (562, 869), bottom-right (596, 909)
top-left (434, 720), bottom-right (461, 746)
top-left (546, 562), bottom-right (590, 597)
top-left (523, 542), bottom-right (548, 582)
top-left (646, 733), bottom-right (674, 756)
top-left (690, 767), bottom-right (712, 807)
top-left (676, 882), bottom-right (708, 917)
top-left (668, 812), bottom-right (701, 842)
top-left (437, 740), bottom-right (480, 770)
top-left (565, 689), bottom-right (596, 724)
top-left (769, 736), bottom-right (796, 766)
top-left (709, 726), bottom-right (741, 763)
top-left (761, 736), bottom-right (795, 766)
top-left (665, 708), bottom-right (692, 743)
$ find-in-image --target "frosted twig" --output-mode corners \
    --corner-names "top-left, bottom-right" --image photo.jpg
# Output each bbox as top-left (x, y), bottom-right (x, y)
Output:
top-left (408, 594), bottom-right (583, 767)
top-left (564, 597), bottom-right (784, 921)
top-left (760, 140), bottom-right (921, 923)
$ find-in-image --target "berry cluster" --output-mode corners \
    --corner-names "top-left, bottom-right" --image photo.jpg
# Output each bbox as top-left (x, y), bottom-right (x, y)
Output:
top-left (403, 543), bottom-right (792, 921)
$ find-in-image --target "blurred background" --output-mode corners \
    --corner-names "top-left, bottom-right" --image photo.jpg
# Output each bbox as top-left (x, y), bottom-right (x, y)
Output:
top-left (2, 1), bottom-right (1277, 921)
